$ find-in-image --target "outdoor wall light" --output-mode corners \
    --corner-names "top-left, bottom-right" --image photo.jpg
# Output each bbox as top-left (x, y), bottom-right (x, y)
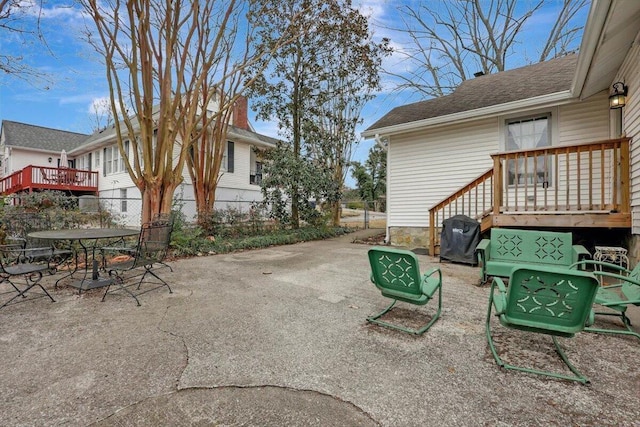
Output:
top-left (48, 157), bottom-right (52, 163)
top-left (609, 81), bottom-right (628, 109)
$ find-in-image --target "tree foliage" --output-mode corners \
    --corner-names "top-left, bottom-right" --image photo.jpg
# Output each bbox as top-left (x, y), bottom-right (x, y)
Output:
top-left (251, 0), bottom-right (389, 227)
top-left (259, 143), bottom-right (336, 226)
top-left (350, 144), bottom-right (386, 212)
top-left (392, 0), bottom-right (588, 98)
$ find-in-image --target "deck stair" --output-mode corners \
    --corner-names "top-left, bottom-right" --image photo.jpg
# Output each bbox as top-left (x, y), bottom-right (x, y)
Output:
top-left (428, 138), bottom-right (631, 255)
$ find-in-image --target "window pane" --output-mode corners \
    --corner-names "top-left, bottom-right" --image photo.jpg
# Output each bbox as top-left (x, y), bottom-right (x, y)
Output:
top-left (120, 188), bottom-right (127, 212)
top-left (506, 116), bottom-right (550, 186)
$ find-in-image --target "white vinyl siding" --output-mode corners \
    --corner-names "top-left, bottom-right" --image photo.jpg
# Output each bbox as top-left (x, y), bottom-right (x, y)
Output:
top-left (500, 97), bottom-right (612, 211)
top-left (386, 95), bottom-right (614, 229)
top-left (617, 43), bottom-right (640, 234)
top-left (387, 118), bottom-right (498, 228)
top-left (557, 92), bottom-right (610, 145)
top-left (217, 140), bottom-right (259, 193)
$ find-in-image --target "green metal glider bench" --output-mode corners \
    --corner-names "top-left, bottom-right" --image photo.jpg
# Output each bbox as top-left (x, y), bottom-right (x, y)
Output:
top-left (367, 247), bottom-right (442, 335)
top-left (570, 260), bottom-right (640, 341)
top-left (486, 266), bottom-right (599, 384)
top-left (475, 228), bottom-right (590, 284)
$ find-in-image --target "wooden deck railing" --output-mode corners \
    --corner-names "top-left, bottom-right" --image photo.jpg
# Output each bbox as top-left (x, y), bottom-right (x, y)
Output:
top-left (429, 168), bottom-right (493, 255)
top-left (428, 138), bottom-right (631, 255)
top-left (0, 165), bottom-right (98, 195)
top-left (492, 138), bottom-right (630, 214)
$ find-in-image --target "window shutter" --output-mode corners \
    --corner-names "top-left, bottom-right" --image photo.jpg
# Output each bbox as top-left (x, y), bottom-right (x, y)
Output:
top-left (103, 148), bottom-right (107, 177)
top-left (227, 141), bottom-right (234, 173)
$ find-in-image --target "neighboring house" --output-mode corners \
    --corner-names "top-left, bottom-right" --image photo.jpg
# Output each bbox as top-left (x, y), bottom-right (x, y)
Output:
top-left (0, 96), bottom-right (277, 225)
top-left (362, 0), bottom-right (640, 259)
top-left (0, 122), bottom-right (88, 173)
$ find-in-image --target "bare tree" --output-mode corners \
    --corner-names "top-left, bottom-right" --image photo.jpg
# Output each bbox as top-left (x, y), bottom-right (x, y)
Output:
top-left (0, 0), bottom-right (53, 86)
top-left (81, 0), bottom-right (301, 223)
top-left (179, 1), bottom-right (289, 225)
top-left (391, 0), bottom-right (588, 98)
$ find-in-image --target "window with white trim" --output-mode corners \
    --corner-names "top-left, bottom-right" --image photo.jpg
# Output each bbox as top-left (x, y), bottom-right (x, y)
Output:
top-left (221, 141), bottom-right (234, 173)
top-left (120, 188), bottom-right (127, 212)
top-left (506, 115), bottom-right (551, 186)
top-left (103, 141), bottom-right (129, 175)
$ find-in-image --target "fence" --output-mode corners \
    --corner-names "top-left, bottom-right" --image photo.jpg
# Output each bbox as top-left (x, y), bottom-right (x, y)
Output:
top-left (1, 193), bottom-right (386, 230)
top-left (1, 194), bottom-right (261, 228)
top-left (340, 199), bottom-right (386, 229)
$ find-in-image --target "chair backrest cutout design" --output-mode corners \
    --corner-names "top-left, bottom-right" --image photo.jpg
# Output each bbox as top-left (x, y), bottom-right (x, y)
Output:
top-left (490, 229), bottom-right (574, 265)
top-left (506, 267), bottom-right (599, 334)
top-left (368, 248), bottom-right (421, 297)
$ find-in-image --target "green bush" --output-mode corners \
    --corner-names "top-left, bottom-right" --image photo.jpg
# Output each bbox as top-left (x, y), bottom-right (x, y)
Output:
top-left (346, 201), bottom-right (364, 210)
top-left (169, 225), bottom-right (351, 257)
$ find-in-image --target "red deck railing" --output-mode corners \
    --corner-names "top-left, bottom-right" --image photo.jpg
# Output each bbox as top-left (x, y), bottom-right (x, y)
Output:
top-left (0, 165), bottom-right (98, 195)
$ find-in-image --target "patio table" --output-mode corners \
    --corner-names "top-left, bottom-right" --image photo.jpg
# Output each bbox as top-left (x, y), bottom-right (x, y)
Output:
top-left (28, 228), bottom-right (140, 291)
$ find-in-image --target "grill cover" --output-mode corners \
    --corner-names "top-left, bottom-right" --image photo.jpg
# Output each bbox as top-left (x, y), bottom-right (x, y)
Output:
top-left (439, 215), bottom-right (480, 265)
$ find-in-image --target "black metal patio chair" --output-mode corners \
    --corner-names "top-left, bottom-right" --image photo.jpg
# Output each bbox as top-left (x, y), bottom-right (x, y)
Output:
top-left (101, 222), bottom-right (173, 306)
top-left (0, 244), bottom-right (55, 309)
top-left (4, 212), bottom-right (78, 287)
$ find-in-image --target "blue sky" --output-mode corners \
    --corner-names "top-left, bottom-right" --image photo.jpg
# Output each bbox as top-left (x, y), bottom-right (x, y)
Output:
top-left (0, 0), bottom-right (589, 186)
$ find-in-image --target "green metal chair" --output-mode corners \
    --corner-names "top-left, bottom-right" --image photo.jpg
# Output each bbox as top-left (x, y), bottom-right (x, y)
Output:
top-left (486, 266), bottom-right (599, 384)
top-left (570, 260), bottom-right (640, 341)
top-left (367, 247), bottom-right (442, 335)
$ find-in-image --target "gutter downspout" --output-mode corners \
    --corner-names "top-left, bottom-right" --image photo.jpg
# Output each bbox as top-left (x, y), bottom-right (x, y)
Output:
top-left (374, 134), bottom-right (390, 244)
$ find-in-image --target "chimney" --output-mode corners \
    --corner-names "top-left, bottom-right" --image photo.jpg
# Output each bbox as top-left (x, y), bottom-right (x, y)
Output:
top-left (473, 71), bottom-right (485, 78)
top-left (232, 95), bottom-right (249, 130)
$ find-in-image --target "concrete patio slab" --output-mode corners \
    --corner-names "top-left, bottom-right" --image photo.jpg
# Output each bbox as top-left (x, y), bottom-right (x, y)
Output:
top-left (0, 229), bottom-right (638, 426)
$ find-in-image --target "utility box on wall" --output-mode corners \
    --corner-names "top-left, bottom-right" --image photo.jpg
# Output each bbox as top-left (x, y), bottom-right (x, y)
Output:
top-left (439, 215), bottom-right (480, 265)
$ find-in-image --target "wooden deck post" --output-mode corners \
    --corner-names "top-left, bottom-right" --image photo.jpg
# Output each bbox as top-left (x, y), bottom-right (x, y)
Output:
top-left (492, 155), bottom-right (502, 216)
top-left (620, 138), bottom-right (630, 214)
top-left (429, 210), bottom-right (435, 256)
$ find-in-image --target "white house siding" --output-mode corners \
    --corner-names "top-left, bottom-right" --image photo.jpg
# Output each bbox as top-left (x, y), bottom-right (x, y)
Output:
top-left (501, 95), bottom-right (612, 211)
top-left (388, 118), bottom-right (498, 229)
top-left (386, 95), bottom-right (617, 247)
top-left (3, 148), bottom-right (61, 175)
top-left (90, 137), bottom-right (263, 225)
top-left (617, 42), bottom-right (640, 234)
top-left (557, 92), bottom-right (610, 145)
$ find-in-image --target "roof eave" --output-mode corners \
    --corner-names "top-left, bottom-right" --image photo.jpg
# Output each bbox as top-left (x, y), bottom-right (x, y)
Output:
top-left (571, 0), bottom-right (612, 98)
top-left (362, 90), bottom-right (574, 138)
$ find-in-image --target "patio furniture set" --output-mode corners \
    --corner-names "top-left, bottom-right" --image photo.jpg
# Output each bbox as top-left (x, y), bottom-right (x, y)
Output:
top-left (0, 212), bottom-right (174, 309)
top-left (367, 228), bottom-right (639, 385)
top-left (40, 167), bottom-right (86, 185)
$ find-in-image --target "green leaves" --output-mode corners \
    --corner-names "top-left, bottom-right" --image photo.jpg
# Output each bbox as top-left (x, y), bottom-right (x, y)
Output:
top-left (249, 0), bottom-right (389, 226)
top-left (350, 144), bottom-right (386, 209)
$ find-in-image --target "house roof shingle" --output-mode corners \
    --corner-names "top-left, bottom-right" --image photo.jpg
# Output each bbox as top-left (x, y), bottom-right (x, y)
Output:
top-left (366, 54), bottom-right (578, 132)
top-left (1, 120), bottom-right (89, 152)
top-left (2, 119), bottom-right (278, 155)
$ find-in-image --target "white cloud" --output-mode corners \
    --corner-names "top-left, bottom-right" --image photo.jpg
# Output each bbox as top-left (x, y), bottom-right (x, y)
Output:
top-left (17, 0), bottom-right (85, 20)
top-left (88, 97), bottom-right (112, 115)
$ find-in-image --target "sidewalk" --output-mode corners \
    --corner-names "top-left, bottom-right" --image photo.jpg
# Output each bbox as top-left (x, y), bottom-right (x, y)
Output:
top-left (1, 230), bottom-right (638, 426)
